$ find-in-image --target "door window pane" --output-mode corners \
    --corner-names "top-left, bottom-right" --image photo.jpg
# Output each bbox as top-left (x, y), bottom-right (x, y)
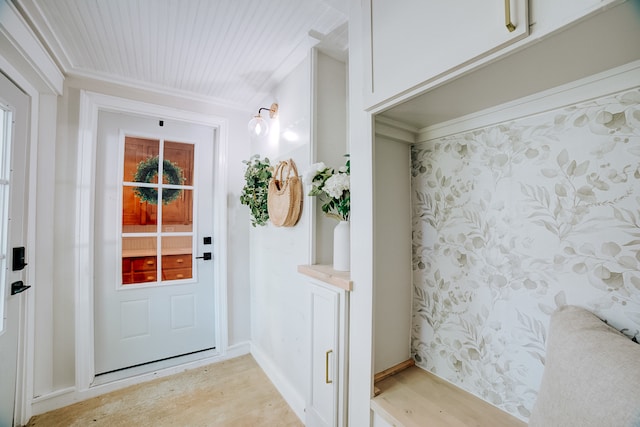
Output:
top-left (162, 189), bottom-right (193, 232)
top-left (164, 141), bottom-right (194, 186)
top-left (122, 237), bottom-right (157, 285)
top-left (123, 137), bottom-right (159, 182)
top-left (122, 186), bottom-right (157, 233)
top-left (162, 236), bottom-right (193, 281)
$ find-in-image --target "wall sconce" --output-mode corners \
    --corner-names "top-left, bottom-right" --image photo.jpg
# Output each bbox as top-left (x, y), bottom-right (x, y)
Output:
top-left (248, 103), bottom-right (278, 137)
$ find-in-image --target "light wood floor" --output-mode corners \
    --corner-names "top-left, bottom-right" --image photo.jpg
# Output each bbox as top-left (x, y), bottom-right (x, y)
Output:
top-left (26, 354), bottom-right (302, 427)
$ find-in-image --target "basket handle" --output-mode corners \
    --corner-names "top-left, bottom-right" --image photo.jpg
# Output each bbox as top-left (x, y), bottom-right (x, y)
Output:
top-left (287, 159), bottom-right (299, 178)
top-left (273, 161), bottom-right (285, 182)
top-left (274, 159), bottom-right (299, 181)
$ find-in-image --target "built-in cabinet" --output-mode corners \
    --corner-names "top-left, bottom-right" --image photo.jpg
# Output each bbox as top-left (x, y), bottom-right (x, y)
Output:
top-left (366, 0), bottom-right (528, 107)
top-left (350, 0), bottom-right (639, 426)
top-left (363, 0), bottom-right (624, 109)
top-left (299, 265), bottom-right (351, 427)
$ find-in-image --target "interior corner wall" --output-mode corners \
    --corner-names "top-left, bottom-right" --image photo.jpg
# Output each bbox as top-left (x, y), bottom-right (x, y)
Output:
top-left (31, 93), bottom-right (59, 400)
top-left (50, 84), bottom-right (80, 391)
top-left (37, 76), bottom-right (252, 398)
top-left (410, 82), bottom-right (640, 421)
top-left (373, 135), bottom-right (412, 374)
top-left (314, 50), bottom-right (348, 265)
top-left (248, 55), bottom-right (313, 419)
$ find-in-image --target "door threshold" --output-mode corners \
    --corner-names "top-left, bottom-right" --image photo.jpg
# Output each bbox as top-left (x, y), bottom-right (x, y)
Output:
top-left (91, 347), bottom-right (219, 387)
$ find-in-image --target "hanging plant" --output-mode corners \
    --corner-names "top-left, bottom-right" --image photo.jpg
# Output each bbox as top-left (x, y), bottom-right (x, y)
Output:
top-left (133, 156), bottom-right (185, 205)
top-left (240, 155), bottom-right (273, 227)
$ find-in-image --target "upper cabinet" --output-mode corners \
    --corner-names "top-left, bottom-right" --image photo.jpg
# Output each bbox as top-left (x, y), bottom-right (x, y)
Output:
top-left (365, 0), bottom-right (528, 107)
top-left (363, 0), bottom-right (626, 109)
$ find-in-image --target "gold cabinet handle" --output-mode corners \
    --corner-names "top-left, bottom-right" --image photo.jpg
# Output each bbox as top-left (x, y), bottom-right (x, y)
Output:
top-left (325, 349), bottom-right (333, 384)
top-left (504, 0), bottom-right (516, 32)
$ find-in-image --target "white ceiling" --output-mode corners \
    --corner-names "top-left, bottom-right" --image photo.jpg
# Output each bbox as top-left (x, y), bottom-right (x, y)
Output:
top-left (16, 0), bottom-right (349, 111)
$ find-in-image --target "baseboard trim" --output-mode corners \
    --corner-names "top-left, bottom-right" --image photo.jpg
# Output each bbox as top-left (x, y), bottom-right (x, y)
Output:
top-left (30, 342), bottom-right (251, 417)
top-left (250, 343), bottom-right (306, 423)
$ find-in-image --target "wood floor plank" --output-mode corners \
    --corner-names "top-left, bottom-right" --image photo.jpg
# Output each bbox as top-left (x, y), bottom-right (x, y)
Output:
top-left (26, 355), bottom-right (302, 427)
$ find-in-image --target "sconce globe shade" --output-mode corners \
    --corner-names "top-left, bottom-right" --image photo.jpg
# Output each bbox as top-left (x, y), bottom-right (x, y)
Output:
top-left (248, 115), bottom-right (269, 137)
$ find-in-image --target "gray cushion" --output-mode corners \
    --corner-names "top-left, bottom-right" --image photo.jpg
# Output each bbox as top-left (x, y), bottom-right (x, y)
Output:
top-left (529, 305), bottom-right (640, 427)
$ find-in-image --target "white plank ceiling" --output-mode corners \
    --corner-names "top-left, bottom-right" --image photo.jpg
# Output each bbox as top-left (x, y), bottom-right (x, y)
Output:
top-left (16, 0), bottom-right (348, 110)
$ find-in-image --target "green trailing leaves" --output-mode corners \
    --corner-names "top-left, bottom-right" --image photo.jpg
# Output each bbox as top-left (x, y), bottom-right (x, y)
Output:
top-left (240, 155), bottom-right (272, 227)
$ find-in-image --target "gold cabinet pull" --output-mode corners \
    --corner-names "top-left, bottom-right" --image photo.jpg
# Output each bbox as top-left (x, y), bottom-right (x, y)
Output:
top-left (504, 0), bottom-right (516, 32)
top-left (325, 349), bottom-right (333, 384)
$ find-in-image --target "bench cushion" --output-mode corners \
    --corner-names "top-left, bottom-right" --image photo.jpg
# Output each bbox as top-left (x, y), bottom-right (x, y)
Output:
top-left (529, 305), bottom-right (640, 427)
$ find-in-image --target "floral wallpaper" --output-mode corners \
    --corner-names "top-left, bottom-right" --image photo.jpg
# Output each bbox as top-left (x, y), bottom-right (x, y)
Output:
top-left (410, 87), bottom-right (640, 420)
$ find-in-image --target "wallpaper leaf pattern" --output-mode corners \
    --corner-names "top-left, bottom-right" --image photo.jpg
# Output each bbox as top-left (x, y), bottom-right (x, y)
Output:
top-left (410, 87), bottom-right (640, 420)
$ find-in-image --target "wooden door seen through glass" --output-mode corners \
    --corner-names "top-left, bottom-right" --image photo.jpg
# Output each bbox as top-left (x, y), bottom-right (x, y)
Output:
top-left (121, 136), bottom-right (195, 285)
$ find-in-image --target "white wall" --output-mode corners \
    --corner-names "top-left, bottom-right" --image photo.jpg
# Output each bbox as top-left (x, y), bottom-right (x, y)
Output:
top-left (249, 55), bottom-right (313, 420)
top-left (32, 75), bottom-right (252, 400)
top-left (249, 49), bottom-right (347, 421)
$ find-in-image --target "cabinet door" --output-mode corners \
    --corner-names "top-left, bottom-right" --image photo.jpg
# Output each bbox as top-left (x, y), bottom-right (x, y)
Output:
top-left (367, 0), bottom-right (529, 106)
top-left (307, 284), bottom-right (340, 427)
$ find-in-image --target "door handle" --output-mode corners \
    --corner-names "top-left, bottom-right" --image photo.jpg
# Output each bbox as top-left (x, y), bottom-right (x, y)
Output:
top-left (504, 0), bottom-right (516, 32)
top-left (325, 349), bottom-right (333, 384)
top-left (11, 281), bottom-right (31, 295)
top-left (196, 252), bottom-right (212, 260)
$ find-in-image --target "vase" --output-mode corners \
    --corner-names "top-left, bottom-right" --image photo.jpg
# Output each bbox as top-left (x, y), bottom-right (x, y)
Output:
top-left (333, 220), bottom-right (350, 271)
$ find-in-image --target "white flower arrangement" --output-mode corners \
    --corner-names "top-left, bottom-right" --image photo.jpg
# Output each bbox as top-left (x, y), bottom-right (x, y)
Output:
top-left (304, 156), bottom-right (350, 221)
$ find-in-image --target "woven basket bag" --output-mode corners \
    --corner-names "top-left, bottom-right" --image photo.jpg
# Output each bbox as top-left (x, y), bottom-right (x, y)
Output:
top-left (267, 159), bottom-right (303, 227)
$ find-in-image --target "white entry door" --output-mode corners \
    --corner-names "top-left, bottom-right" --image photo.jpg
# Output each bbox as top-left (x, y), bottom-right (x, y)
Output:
top-left (94, 111), bottom-right (216, 375)
top-left (0, 72), bottom-right (29, 426)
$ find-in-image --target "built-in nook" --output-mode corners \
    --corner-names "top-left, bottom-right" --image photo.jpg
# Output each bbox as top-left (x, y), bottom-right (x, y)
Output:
top-left (368, 2), bottom-right (640, 424)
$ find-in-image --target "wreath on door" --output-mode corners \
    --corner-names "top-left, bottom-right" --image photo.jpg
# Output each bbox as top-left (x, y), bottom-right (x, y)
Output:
top-left (133, 156), bottom-right (185, 205)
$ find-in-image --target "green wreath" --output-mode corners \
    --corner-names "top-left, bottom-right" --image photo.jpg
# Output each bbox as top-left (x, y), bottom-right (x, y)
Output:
top-left (133, 156), bottom-right (185, 205)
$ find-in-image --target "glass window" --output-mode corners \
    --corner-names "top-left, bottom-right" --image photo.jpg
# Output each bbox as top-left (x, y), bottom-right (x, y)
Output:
top-left (121, 136), bottom-right (195, 286)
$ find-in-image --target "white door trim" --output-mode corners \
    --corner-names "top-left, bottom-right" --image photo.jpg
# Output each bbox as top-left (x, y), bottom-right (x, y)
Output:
top-left (75, 90), bottom-right (229, 391)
